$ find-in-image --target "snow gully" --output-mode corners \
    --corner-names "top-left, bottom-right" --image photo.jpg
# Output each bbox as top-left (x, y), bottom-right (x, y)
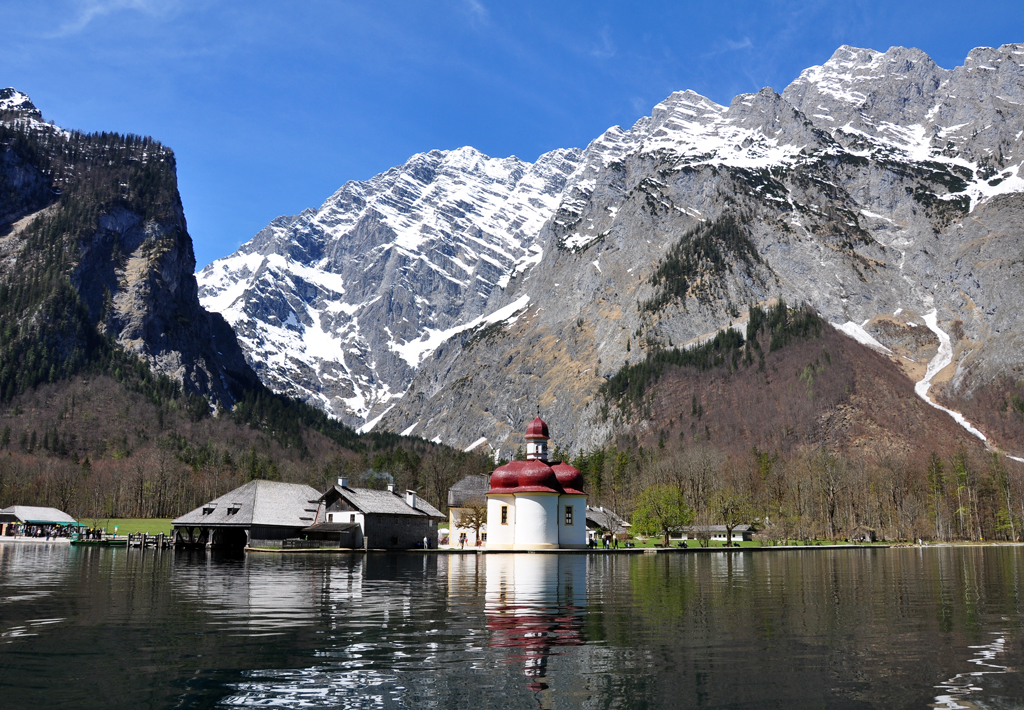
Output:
top-left (914, 311), bottom-right (1022, 464)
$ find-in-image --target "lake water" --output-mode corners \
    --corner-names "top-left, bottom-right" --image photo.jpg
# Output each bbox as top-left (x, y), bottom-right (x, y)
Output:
top-left (1, 545), bottom-right (1023, 709)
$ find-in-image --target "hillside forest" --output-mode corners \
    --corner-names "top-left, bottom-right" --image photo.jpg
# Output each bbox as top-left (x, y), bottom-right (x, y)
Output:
top-left (563, 302), bottom-right (1024, 543)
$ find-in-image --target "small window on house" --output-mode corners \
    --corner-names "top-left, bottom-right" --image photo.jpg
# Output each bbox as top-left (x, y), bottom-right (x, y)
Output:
top-left (350, 514), bottom-right (356, 523)
top-left (328, 513), bottom-right (334, 522)
top-left (565, 506), bottom-right (573, 526)
top-left (501, 506), bottom-right (509, 525)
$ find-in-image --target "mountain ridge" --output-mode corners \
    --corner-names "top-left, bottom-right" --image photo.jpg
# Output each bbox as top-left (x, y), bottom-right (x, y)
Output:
top-left (197, 43), bottom-right (1024, 458)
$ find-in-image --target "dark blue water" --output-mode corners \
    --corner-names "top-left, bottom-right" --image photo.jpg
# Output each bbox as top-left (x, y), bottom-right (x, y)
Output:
top-left (1, 544), bottom-right (1023, 709)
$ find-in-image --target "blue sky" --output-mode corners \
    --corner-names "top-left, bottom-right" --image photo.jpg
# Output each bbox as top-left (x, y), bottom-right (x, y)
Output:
top-left (3, 1), bottom-right (1024, 268)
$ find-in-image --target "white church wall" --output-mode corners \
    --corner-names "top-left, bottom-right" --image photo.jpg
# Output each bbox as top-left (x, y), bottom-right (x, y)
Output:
top-left (486, 495), bottom-right (516, 549)
top-left (513, 494), bottom-right (559, 549)
top-left (557, 495), bottom-right (587, 548)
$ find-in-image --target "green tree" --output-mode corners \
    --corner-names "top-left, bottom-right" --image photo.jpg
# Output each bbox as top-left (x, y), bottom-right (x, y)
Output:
top-left (714, 486), bottom-right (752, 546)
top-left (927, 451), bottom-right (946, 540)
top-left (990, 453), bottom-right (1017, 541)
top-left (457, 497), bottom-right (488, 545)
top-left (632, 484), bottom-right (694, 546)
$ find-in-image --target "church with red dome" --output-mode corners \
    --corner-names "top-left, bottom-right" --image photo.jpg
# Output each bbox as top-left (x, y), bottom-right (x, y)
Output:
top-left (486, 417), bottom-right (587, 549)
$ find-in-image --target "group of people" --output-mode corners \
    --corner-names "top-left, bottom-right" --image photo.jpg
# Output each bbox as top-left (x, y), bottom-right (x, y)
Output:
top-left (3, 524), bottom-right (74, 539)
top-left (457, 533), bottom-right (483, 549)
top-left (588, 533), bottom-right (619, 549)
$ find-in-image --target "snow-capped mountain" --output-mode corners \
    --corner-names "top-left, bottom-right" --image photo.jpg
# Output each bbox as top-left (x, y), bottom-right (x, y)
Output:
top-left (200, 43), bottom-right (1024, 454)
top-left (198, 146), bottom-right (585, 424)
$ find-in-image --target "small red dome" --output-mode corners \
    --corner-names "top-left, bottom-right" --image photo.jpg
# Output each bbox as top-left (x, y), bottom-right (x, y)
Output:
top-left (489, 463), bottom-right (520, 492)
top-left (517, 459), bottom-right (561, 492)
top-left (525, 416), bottom-right (549, 440)
top-left (551, 462), bottom-right (585, 495)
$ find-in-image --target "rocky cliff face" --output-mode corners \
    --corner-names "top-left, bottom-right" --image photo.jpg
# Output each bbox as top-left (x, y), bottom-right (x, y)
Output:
top-left (0, 89), bottom-right (258, 405)
top-left (198, 146), bottom-right (583, 421)
top-left (199, 44), bottom-right (1024, 456)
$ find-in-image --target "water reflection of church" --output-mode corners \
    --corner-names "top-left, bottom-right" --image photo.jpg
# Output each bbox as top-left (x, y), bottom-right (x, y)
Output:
top-left (484, 554), bottom-right (587, 696)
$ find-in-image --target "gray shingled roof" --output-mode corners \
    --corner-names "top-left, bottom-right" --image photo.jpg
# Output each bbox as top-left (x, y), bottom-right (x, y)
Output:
top-left (586, 505), bottom-right (630, 532)
top-left (447, 475), bottom-right (490, 508)
top-left (332, 486), bottom-right (445, 519)
top-left (0, 506), bottom-right (78, 525)
top-left (172, 480), bottom-right (321, 528)
top-left (681, 525), bottom-right (755, 534)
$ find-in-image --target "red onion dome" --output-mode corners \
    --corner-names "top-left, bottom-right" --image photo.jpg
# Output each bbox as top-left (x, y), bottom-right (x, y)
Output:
top-left (488, 462), bottom-right (521, 494)
top-left (551, 462), bottom-right (585, 495)
top-left (525, 416), bottom-right (549, 440)
top-left (516, 458), bottom-right (562, 493)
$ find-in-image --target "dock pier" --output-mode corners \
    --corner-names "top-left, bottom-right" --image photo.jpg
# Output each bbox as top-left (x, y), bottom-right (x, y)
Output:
top-left (126, 532), bottom-right (172, 550)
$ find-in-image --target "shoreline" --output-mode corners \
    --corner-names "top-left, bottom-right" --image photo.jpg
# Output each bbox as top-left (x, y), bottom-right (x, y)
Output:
top-left (242, 542), bottom-right (1024, 554)
top-left (245, 543), bottom-right (892, 554)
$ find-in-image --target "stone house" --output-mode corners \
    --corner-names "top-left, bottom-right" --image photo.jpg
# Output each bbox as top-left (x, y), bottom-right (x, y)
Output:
top-left (310, 478), bottom-right (445, 549)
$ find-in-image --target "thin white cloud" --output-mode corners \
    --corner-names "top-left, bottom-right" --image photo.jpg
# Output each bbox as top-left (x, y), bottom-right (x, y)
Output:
top-left (460, 0), bottom-right (490, 27)
top-left (723, 37), bottom-right (753, 51)
top-left (591, 26), bottom-right (616, 59)
top-left (702, 36), bottom-right (754, 58)
top-left (48, 0), bottom-right (175, 38)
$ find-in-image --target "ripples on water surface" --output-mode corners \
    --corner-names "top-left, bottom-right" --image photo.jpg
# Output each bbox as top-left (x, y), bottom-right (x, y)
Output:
top-left (1, 544), bottom-right (1023, 709)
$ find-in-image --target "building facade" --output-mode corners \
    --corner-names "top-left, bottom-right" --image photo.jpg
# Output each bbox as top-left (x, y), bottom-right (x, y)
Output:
top-left (310, 479), bottom-right (445, 549)
top-left (485, 417), bottom-right (587, 549)
top-left (447, 474), bottom-right (490, 546)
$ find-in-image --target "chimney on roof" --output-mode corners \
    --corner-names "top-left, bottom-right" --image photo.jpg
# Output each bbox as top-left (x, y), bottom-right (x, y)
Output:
top-left (387, 484), bottom-right (395, 493)
top-left (338, 477), bottom-right (348, 488)
top-left (406, 490), bottom-right (417, 509)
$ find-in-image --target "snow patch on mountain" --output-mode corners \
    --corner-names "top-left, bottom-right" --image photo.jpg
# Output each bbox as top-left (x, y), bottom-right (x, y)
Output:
top-left (831, 321), bottom-right (892, 354)
top-left (389, 295), bottom-right (531, 368)
top-left (915, 310), bottom-right (989, 442)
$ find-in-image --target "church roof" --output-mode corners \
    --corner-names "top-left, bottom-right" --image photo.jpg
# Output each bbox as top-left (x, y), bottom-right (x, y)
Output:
top-left (552, 462), bottom-right (586, 496)
top-left (525, 416), bottom-right (549, 440)
top-left (488, 459), bottom-right (565, 495)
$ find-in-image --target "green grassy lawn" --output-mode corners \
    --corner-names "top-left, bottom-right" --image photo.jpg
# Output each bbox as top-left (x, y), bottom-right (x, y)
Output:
top-left (82, 518), bottom-right (174, 535)
top-left (619, 538), bottom-right (764, 549)
top-left (624, 538), bottom-right (884, 549)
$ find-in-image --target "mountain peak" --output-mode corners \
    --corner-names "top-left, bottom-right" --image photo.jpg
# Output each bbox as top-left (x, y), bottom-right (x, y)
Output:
top-left (0, 87), bottom-right (42, 120)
